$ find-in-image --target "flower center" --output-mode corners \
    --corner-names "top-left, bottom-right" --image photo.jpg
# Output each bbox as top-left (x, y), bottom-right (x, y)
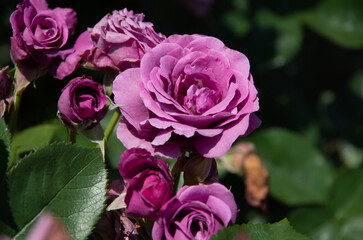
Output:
top-left (184, 84), bottom-right (219, 114)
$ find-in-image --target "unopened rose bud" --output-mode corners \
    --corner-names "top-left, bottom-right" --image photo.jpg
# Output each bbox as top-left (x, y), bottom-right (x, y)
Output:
top-left (0, 66), bottom-right (12, 100)
top-left (57, 76), bottom-right (107, 130)
top-left (118, 148), bottom-right (174, 220)
top-left (173, 153), bottom-right (218, 185)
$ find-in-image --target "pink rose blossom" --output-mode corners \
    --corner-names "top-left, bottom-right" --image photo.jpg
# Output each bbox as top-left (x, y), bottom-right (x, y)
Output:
top-left (113, 34), bottom-right (260, 158)
top-left (152, 183), bottom-right (238, 240)
top-left (70, 8), bottom-right (165, 72)
top-left (10, 0), bottom-right (77, 80)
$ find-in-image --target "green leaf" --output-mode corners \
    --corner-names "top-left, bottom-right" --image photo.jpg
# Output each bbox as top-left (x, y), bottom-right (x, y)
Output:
top-left (211, 219), bottom-right (311, 240)
top-left (288, 207), bottom-right (333, 235)
top-left (8, 143), bottom-right (107, 240)
top-left (255, 9), bottom-right (303, 67)
top-left (288, 169), bottom-right (363, 240)
top-left (223, 12), bottom-right (251, 37)
top-left (349, 70), bottom-right (363, 99)
top-left (9, 124), bottom-right (60, 168)
top-left (246, 128), bottom-right (334, 206)
top-left (329, 169), bottom-right (363, 221)
top-left (222, 0), bottom-right (251, 37)
top-left (0, 221), bottom-right (16, 237)
top-left (302, 0), bottom-right (363, 49)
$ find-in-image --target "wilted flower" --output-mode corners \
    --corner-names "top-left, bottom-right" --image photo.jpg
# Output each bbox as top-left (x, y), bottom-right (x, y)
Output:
top-left (92, 179), bottom-right (144, 240)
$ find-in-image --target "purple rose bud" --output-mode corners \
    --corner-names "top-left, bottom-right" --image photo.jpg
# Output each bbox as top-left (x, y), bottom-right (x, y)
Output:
top-left (0, 66), bottom-right (12, 100)
top-left (152, 183), bottom-right (238, 240)
top-left (71, 8), bottom-right (166, 72)
top-left (10, 0), bottom-right (77, 80)
top-left (57, 76), bottom-right (107, 130)
top-left (118, 148), bottom-right (173, 220)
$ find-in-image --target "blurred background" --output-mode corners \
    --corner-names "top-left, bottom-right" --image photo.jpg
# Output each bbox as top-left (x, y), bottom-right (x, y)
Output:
top-left (1, 0), bottom-right (363, 239)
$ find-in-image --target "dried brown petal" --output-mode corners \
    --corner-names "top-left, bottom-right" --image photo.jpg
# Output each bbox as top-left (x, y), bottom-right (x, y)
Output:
top-left (242, 153), bottom-right (269, 209)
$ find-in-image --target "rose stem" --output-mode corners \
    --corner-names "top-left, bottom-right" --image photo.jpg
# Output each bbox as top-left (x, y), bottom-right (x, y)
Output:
top-left (8, 89), bottom-right (23, 135)
top-left (69, 129), bottom-right (76, 144)
top-left (173, 172), bottom-right (182, 195)
top-left (103, 108), bottom-right (121, 144)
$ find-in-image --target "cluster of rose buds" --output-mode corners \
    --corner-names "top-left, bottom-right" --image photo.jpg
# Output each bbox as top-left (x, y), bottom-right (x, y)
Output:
top-left (3, 0), bottom-right (262, 239)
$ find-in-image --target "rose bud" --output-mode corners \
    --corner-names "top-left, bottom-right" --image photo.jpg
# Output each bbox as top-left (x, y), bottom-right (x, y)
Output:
top-left (57, 76), bottom-right (107, 130)
top-left (173, 153), bottom-right (218, 185)
top-left (70, 8), bottom-right (165, 73)
top-left (152, 183), bottom-right (238, 240)
top-left (0, 66), bottom-right (14, 118)
top-left (0, 66), bottom-right (12, 100)
top-left (114, 34), bottom-right (261, 159)
top-left (118, 148), bottom-right (173, 220)
top-left (10, 0), bottom-right (77, 80)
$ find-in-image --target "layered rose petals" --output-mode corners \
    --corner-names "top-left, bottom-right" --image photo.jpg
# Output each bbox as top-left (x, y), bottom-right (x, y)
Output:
top-left (114, 34), bottom-right (260, 158)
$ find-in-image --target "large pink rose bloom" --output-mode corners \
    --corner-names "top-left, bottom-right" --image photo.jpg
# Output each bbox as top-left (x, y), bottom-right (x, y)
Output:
top-left (113, 34), bottom-right (260, 158)
top-left (71, 8), bottom-right (165, 72)
top-left (10, 0), bottom-right (77, 80)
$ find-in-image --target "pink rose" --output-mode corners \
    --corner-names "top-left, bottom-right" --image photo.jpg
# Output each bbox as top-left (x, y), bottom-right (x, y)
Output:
top-left (118, 148), bottom-right (173, 220)
top-left (152, 183), bottom-right (238, 240)
top-left (57, 76), bottom-right (107, 130)
top-left (10, 0), bottom-right (77, 80)
top-left (71, 8), bottom-right (165, 72)
top-left (113, 34), bottom-right (260, 158)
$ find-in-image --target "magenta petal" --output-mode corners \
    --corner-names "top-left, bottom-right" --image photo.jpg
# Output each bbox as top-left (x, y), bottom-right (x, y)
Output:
top-left (116, 118), bottom-right (156, 155)
top-left (193, 114), bottom-right (254, 158)
top-left (206, 195), bottom-right (233, 226)
top-left (152, 129), bottom-right (173, 146)
top-left (114, 68), bottom-right (151, 131)
top-left (53, 7), bottom-right (77, 34)
top-left (126, 189), bottom-right (154, 217)
top-left (30, 0), bottom-right (49, 11)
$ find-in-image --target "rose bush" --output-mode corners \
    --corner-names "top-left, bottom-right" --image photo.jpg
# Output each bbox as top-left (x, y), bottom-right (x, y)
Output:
top-left (10, 0), bottom-right (77, 80)
top-left (152, 183), bottom-right (238, 240)
top-left (57, 76), bottom-right (107, 130)
top-left (113, 34), bottom-right (261, 158)
top-left (71, 8), bottom-right (166, 72)
top-left (118, 148), bottom-right (173, 220)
